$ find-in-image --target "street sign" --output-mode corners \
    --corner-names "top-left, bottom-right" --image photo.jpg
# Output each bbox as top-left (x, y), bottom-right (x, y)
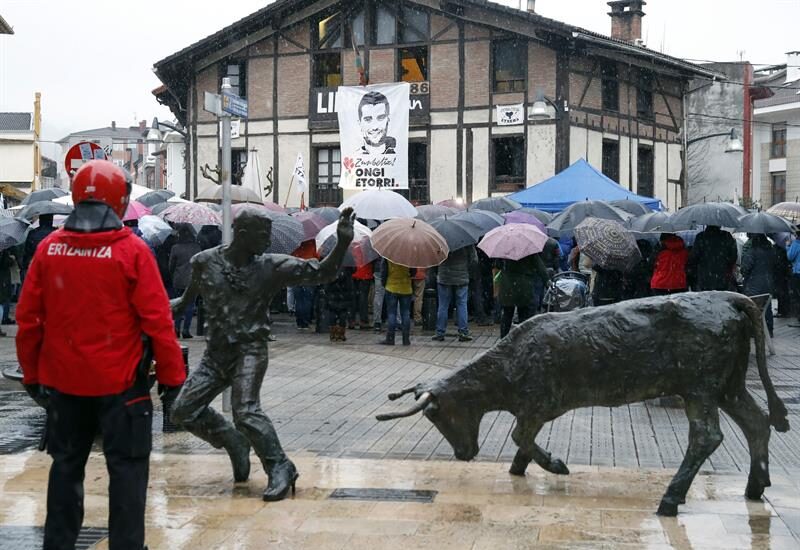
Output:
top-left (222, 92), bottom-right (248, 118)
top-left (204, 91), bottom-right (222, 116)
top-left (64, 141), bottom-right (105, 174)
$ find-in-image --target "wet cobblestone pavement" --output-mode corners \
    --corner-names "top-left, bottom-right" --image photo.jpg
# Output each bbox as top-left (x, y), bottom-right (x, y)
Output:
top-left (1, 313), bottom-right (799, 547)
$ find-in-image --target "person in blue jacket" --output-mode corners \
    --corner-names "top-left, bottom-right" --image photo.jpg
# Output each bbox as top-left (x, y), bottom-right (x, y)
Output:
top-left (786, 231), bottom-right (800, 322)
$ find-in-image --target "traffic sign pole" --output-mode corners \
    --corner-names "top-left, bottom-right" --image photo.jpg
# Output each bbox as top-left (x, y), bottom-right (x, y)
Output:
top-left (220, 78), bottom-right (233, 413)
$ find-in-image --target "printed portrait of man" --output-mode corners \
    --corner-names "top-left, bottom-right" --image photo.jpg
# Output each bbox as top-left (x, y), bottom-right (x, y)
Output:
top-left (356, 91), bottom-right (396, 156)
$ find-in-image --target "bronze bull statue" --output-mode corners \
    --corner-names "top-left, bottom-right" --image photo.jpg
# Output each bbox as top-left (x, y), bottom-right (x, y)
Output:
top-left (376, 292), bottom-right (790, 516)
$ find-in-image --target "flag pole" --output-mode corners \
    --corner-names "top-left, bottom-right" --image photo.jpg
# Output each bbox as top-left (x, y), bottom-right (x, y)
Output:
top-left (283, 173), bottom-right (295, 208)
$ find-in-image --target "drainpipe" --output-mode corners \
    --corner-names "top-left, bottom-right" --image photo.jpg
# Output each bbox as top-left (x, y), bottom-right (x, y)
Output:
top-left (742, 63), bottom-right (753, 203)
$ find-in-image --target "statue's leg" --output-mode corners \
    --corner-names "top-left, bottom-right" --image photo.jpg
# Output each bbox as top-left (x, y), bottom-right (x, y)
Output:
top-left (509, 419), bottom-right (569, 476)
top-left (720, 389), bottom-right (772, 500)
top-left (657, 395), bottom-right (723, 516)
top-left (171, 352), bottom-right (251, 482)
top-left (230, 347), bottom-right (287, 471)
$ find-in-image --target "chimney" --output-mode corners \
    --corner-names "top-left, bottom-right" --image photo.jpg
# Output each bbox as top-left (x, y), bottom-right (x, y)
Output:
top-left (607, 0), bottom-right (646, 43)
top-left (526, 0), bottom-right (535, 13)
top-left (786, 51), bottom-right (800, 84)
top-left (111, 120), bottom-right (116, 130)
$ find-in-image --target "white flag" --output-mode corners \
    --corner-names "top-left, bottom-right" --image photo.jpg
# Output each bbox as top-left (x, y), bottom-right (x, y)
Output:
top-left (293, 153), bottom-right (307, 194)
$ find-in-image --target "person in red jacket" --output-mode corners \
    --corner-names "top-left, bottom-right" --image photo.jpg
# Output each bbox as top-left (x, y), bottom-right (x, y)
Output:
top-left (16, 160), bottom-right (185, 550)
top-left (650, 233), bottom-right (689, 295)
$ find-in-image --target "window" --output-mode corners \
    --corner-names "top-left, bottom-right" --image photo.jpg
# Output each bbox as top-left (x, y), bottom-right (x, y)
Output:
top-left (398, 47), bottom-right (428, 82)
top-left (375, 6), bottom-right (396, 44)
top-left (222, 61), bottom-right (246, 98)
top-left (232, 148), bottom-right (247, 186)
top-left (351, 10), bottom-right (366, 46)
top-left (772, 173), bottom-right (786, 205)
top-left (317, 13), bottom-right (343, 49)
top-left (601, 62), bottom-right (619, 111)
top-left (397, 142), bottom-right (429, 204)
top-left (772, 126), bottom-right (787, 158)
top-left (493, 40), bottom-right (526, 93)
top-left (636, 70), bottom-right (653, 119)
top-left (399, 7), bottom-right (429, 43)
top-left (637, 145), bottom-right (654, 198)
top-left (602, 140), bottom-right (620, 183)
top-left (312, 147), bottom-right (343, 206)
top-left (492, 136), bottom-right (525, 190)
top-left (314, 53), bottom-right (342, 87)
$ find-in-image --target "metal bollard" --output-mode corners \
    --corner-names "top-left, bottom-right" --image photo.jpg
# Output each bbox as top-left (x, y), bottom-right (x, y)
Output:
top-left (161, 346), bottom-right (189, 433)
top-left (422, 288), bottom-right (437, 331)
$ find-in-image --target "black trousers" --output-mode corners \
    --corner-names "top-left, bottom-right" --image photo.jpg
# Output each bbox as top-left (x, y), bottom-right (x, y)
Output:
top-left (353, 279), bottom-right (371, 325)
top-left (44, 390), bottom-right (152, 550)
top-left (500, 305), bottom-right (532, 338)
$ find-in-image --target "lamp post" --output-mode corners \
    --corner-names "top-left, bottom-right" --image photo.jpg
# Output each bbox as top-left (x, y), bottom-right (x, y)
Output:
top-left (530, 91), bottom-right (567, 120)
top-left (686, 127), bottom-right (743, 153)
top-left (152, 118), bottom-right (188, 198)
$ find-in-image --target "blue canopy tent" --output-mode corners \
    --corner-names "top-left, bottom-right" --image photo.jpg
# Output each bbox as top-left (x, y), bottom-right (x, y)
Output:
top-left (507, 159), bottom-right (663, 213)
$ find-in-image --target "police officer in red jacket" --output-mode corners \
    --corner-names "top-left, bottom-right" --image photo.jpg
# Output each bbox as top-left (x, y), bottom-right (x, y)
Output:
top-left (16, 160), bottom-right (185, 550)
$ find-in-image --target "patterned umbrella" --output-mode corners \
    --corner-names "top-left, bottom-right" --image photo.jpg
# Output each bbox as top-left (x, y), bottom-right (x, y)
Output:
top-left (231, 205), bottom-right (306, 254)
top-left (159, 203), bottom-right (221, 226)
top-left (669, 202), bottom-right (742, 230)
top-left (137, 190), bottom-right (175, 207)
top-left (262, 202), bottom-right (287, 213)
top-left (310, 206), bottom-right (341, 223)
top-left (503, 210), bottom-right (546, 233)
top-left (17, 201), bottom-right (73, 220)
top-left (20, 188), bottom-right (69, 205)
top-left (626, 211), bottom-right (675, 233)
top-left (340, 189), bottom-right (418, 220)
top-left (736, 212), bottom-right (795, 234)
top-left (0, 217), bottom-right (31, 251)
top-left (428, 217), bottom-right (481, 252)
top-left (574, 218), bottom-right (641, 272)
top-left (470, 196), bottom-right (521, 214)
top-left (371, 218), bottom-right (449, 268)
top-left (122, 201), bottom-right (152, 222)
top-left (518, 207), bottom-right (553, 224)
top-left (546, 200), bottom-right (631, 238)
top-left (415, 204), bottom-right (458, 222)
top-left (478, 223), bottom-right (548, 261)
top-left (451, 210), bottom-right (504, 233)
top-left (609, 199), bottom-right (652, 216)
top-left (291, 210), bottom-right (328, 240)
top-left (767, 202), bottom-right (800, 223)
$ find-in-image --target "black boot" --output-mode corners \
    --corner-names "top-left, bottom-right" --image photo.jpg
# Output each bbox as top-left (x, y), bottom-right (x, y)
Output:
top-left (379, 331), bottom-right (395, 345)
top-left (402, 328), bottom-right (411, 346)
top-left (223, 430), bottom-right (252, 482)
top-left (263, 458), bottom-right (299, 502)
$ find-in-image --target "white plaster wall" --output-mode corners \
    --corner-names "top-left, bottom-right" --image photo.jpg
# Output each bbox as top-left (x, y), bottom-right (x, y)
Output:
top-left (654, 141), bottom-right (668, 205)
top-left (586, 130), bottom-right (602, 169)
top-left (277, 119), bottom-right (308, 133)
top-left (0, 141), bottom-right (34, 183)
top-left (527, 124), bottom-right (555, 185)
top-left (491, 126), bottom-right (524, 136)
top-left (569, 126), bottom-right (588, 163)
top-left (619, 136), bottom-right (631, 191)
top-left (246, 136), bottom-right (275, 203)
top-left (430, 129), bottom-right (458, 202)
top-left (471, 127), bottom-right (489, 200)
top-left (196, 137), bottom-right (219, 199)
top-left (431, 112), bottom-right (458, 126)
top-left (165, 141), bottom-right (186, 197)
top-left (630, 141), bottom-right (639, 193)
top-left (464, 109), bottom-right (490, 125)
top-left (668, 144), bottom-right (684, 210)
top-left (312, 132), bottom-right (340, 144)
top-left (278, 134), bottom-right (310, 208)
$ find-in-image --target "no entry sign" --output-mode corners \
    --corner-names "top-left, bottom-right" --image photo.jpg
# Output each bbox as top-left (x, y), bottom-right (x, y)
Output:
top-left (64, 141), bottom-right (106, 175)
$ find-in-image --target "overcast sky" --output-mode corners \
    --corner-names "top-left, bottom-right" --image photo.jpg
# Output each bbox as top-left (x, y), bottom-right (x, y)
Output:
top-left (1, 0), bottom-right (797, 159)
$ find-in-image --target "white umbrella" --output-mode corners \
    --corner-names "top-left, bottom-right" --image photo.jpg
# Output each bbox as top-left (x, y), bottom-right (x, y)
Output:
top-left (138, 215), bottom-right (174, 244)
top-left (241, 149), bottom-right (265, 203)
top-left (339, 189), bottom-right (417, 220)
top-left (315, 219), bottom-right (372, 250)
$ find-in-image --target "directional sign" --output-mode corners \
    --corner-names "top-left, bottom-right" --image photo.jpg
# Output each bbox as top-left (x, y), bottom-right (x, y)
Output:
top-left (204, 91), bottom-right (222, 116)
top-left (221, 92), bottom-right (248, 118)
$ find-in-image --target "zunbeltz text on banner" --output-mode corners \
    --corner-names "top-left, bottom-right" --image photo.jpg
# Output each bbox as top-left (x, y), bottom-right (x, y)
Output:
top-left (337, 83), bottom-right (409, 189)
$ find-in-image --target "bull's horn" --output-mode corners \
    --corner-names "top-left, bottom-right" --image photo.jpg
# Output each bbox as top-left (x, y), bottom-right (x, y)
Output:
top-left (388, 386), bottom-right (417, 401)
top-left (376, 392), bottom-right (433, 421)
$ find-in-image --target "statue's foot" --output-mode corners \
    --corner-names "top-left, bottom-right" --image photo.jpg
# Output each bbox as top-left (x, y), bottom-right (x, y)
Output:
top-left (745, 473), bottom-right (770, 501)
top-left (546, 458), bottom-right (570, 475)
top-left (224, 431), bottom-right (251, 483)
top-left (656, 498), bottom-right (679, 517)
top-left (509, 463), bottom-right (527, 476)
top-left (263, 459), bottom-right (299, 502)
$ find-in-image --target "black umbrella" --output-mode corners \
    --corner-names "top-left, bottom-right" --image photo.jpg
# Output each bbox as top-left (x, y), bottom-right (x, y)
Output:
top-left (429, 217), bottom-right (482, 251)
top-left (736, 212), bottom-right (795, 234)
top-left (0, 217), bottom-right (31, 251)
top-left (518, 207), bottom-right (553, 224)
top-left (470, 196), bottom-right (521, 214)
top-left (21, 188), bottom-right (68, 205)
top-left (546, 200), bottom-right (630, 238)
top-left (150, 202), bottom-right (172, 215)
top-left (626, 211), bottom-right (675, 232)
top-left (310, 206), bottom-right (341, 224)
top-left (669, 202), bottom-right (741, 230)
top-left (17, 201), bottom-right (73, 220)
top-left (451, 210), bottom-right (504, 233)
top-left (574, 218), bottom-right (641, 272)
top-left (416, 204), bottom-right (458, 222)
top-left (609, 199), bottom-right (652, 216)
top-left (137, 190), bottom-right (174, 207)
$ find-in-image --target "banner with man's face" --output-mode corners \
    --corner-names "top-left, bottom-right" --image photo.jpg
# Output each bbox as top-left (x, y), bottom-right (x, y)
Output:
top-left (337, 83), bottom-right (409, 190)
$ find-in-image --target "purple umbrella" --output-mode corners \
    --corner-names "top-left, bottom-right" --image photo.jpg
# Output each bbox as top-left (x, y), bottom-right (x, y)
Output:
top-left (503, 210), bottom-right (546, 233)
top-left (292, 210), bottom-right (328, 240)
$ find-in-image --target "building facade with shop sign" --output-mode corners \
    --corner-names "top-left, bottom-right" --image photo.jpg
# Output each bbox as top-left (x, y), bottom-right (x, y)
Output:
top-left (154, 0), bottom-right (719, 210)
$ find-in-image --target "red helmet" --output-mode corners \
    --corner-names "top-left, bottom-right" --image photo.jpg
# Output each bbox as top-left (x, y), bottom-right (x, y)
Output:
top-left (71, 160), bottom-right (132, 218)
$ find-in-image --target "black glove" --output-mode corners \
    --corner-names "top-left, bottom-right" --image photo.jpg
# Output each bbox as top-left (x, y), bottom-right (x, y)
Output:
top-left (158, 384), bottom-right (182, 403)
top-left (24, 383), bottom-right (50, 409)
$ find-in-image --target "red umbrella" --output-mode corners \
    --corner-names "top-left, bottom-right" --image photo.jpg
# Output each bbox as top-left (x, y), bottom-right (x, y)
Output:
top-left (122, 201), bottom-right (152, 222)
